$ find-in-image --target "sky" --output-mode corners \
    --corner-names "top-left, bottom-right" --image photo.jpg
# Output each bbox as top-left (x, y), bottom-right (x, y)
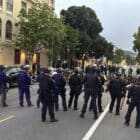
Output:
top-left (55, 0), bottom-right (140, 51)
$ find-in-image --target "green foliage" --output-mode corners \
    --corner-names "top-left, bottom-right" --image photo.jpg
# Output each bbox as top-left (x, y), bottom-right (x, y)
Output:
top-left (133, 27), bottom-right (140, 64)
top-left (125, 54), bottom-right (136, 65)
top-left (113, 48), bottom-right (125, 64)
top-left (92, 36), bottom-right (108, 59)
top-left (60, 25), bottom-right (79, 60)
top-left (61, 6), bottom-right (103, 60)
top-left (105, 42), bottom-right (114, 61)
top-left (133, 27), bottom-right (140, 54)
top-left (16, 3), bottom-right (65, 63)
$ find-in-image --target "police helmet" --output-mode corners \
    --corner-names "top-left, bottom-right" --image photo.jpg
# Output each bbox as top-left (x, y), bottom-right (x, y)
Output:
top-left (115, 72), bottom-right (121, 77)
top-left (73, 69), bottom-right (78, 74)
top-left (90, 66), bottom-right (96, 73)
top-left (0, 65), bottom-right (6, 71)
top-left (42, 67), bottom-right (50, 73)
top-left (56, 68), bottom-right (62, 73)
top-left (85, 66), bottom-right (91, 73)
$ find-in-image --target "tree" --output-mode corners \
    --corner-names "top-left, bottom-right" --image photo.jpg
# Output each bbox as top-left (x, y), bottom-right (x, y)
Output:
top-left (133, 27), bottom-right (140, 63)
top-left (105, 42), bottom-right (114, 61)
top-left (61, 6), bottom-right (103, 61)
top-left (60, 25), bottom-right (79, 68)
top-left (125, 54), bottom-right (136, 65)
top-left (16, 3), bottom-right (65, 66)
top-left (92, 36), bottom-right (108, 59)
top-left (113, 48), bottom-right (125, 64)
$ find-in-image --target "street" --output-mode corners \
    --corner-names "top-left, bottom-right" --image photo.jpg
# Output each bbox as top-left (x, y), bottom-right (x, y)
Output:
top-left (0, 85), bottom-right (139, 140)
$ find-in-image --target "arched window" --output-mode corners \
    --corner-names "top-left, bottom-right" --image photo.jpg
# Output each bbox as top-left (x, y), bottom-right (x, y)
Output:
top-left (6, 0), bottom-right (13, 12)
top-left (6, 20), bottom-right (12, 40)
top-left (0, 0), bottom-right (2, 7)
top-left (0, 19), bottom-right (2, 38)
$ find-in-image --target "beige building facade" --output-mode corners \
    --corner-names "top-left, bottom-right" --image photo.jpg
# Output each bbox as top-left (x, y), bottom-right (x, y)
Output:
top-left (0, 0), bottom-right (54, 66)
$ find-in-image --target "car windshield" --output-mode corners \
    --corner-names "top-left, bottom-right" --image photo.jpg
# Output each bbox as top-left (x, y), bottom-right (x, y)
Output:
top-left (5, 67), bottom-right (20, 76)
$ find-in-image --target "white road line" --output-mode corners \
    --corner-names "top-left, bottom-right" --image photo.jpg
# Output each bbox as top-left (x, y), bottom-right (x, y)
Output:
top-left (0, 115), bottom-right (15, 124)
top-left (82, 103), bottom-right (110, 140)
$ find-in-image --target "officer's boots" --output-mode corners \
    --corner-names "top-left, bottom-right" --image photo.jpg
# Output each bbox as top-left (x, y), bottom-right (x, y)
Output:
top-left (79, 113), bottom-right (85, 118)
top-left (2, 103), bottom-right (8, 107)
top-left (94, 114), bottom-right (98, 120)
top-left (50, 118), bottom-right (59, 122)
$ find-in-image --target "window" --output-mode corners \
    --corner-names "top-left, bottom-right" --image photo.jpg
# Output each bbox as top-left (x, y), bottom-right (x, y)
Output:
top-left (49, 0), bottom-right (54, 6)
top-left (21, 1), bottom-right (27, 11)
top-left (0, 19), bottom-right (2, 38)
top-left (15, 49), bottom-right (21, 64)
top-left (0, 0), bottom-right (2, 7)
top-left (6, 20), bottom-right (12, 40)
top-left (6, 0), bottom-right (13, 12)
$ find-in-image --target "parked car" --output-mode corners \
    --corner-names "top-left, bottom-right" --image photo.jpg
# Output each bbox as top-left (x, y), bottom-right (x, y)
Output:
top-left (4, 67), bottom-right (20, 88)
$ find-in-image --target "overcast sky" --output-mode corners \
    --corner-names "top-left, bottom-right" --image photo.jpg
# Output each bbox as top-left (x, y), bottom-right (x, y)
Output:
top-left (55, 0), bottom-right (140, 51)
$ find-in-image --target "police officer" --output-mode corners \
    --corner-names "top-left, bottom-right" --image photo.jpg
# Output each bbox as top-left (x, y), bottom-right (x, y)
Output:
top-left (17, 65), bottom-right (32, 107)
top-left (39, 67), bottom-right (58, 122)
top-left (68, 69), bottom-right (82, 110)
top-left (52, 68), bottom-right (67, 112)
top-left (108, 73), bottom-right (125, 115)
top-left (90, 69), bottom-right (105, 112)
top-left (124, 77), bottom-right (140, 128)
top-left (80, 66), bottom-right (99, 120)
top-left (97, 70), bottom-right (105, 112)
top-left (0, 65), bottom-right (8, 107)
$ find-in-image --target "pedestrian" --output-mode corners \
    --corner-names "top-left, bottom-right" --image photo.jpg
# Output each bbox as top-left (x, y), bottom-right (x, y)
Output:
top-left (39, 67), bottom-right (58, 122)
top-left (52, 68), bottom-right (67, 112)
top-left (68, 69), bottom-right (82, 110)
top-left (107, 73), bottom-right (126, 115)
top-left (80, 66), bottom-right (99, 120)
top-left (0, 65), bottom-right (8, 107)
top-left (17, 65), bottom-right (33, 107)
top-left (124, 76), bottom-right (140, 128)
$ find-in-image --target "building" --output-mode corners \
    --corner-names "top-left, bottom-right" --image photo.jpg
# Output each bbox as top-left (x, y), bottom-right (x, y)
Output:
top-left (0, 0), bottom-right (55, 66)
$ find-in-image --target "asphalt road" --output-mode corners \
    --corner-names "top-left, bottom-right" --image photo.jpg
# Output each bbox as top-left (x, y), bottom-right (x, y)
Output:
top-left (0, 85), bottom-right (139, 140)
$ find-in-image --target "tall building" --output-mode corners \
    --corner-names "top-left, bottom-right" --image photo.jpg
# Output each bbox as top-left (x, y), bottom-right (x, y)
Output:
top-left (0, 0), bottom-right (55, 66)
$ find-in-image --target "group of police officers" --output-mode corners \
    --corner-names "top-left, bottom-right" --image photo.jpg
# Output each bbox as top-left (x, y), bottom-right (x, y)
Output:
top-left (0, 64), bottom-right (140, 128)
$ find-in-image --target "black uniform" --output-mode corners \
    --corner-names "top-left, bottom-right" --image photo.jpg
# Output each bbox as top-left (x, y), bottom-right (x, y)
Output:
top-left (0, 65), bottom-right (8, 107)
top-left (68, 71), bottom-right (82, 110)
top-left (97, 74), bottom-right (105, 112)
top-left (125, 82), bottom-right (140, 128)
top-left (52, 72), bottom-right (67, 111)
top-left (80, 68), bottom-right (100, 119)
top-left (108, 76), bottom-right (125, 115)
top-left (39, 69), bottom-right (58, 122)
top-left (89, 72), bottom-right (105, 112)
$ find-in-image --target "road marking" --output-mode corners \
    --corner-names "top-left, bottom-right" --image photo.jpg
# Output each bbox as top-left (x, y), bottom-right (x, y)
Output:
top-left (0, 115), bottom-right (15, 124)
top-left (82, 103), bottom-right (110, 140)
